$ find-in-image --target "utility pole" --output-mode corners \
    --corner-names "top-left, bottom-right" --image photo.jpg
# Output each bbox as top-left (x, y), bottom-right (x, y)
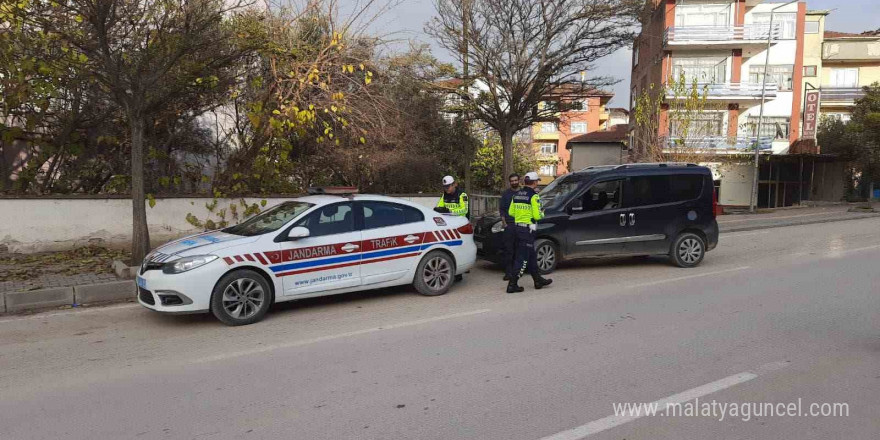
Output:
top-left (750, 0), bottom-right (797, 213)
top-left (461, 0), bottom-right (473, 195)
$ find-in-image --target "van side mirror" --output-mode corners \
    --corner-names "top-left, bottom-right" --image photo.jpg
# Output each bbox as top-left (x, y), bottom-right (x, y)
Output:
top-left (287, 226), bottom-right (310, 240)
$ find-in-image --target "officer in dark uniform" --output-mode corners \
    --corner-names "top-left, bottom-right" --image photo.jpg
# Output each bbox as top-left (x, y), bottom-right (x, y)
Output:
top-left (499, 173), bottom-right (520, 281)
top-left (506, 172), bottom-right (552, 293)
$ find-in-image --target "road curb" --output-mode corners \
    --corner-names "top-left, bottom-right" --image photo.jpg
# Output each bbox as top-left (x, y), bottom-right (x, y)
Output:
top-left (74, 280), bottom-right (136, 305)
top-left (4, 287), bottom-right (75, 313)
top-left (720, 213), bottom-right (880, 233)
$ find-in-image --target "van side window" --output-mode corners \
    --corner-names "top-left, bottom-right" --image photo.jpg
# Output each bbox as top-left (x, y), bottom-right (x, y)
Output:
top-left (581, 180), bottom-right (623, 211)
top-left (626, 174), bottom-right (705, 207)
top-left (669, 175), bottom-right (704, 201)
top-left (626, 176), bottom-right (670, 207)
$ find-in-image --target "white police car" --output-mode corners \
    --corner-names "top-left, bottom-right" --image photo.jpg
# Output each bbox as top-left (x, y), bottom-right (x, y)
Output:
top-left (136, 190), bottom-right (477, 325)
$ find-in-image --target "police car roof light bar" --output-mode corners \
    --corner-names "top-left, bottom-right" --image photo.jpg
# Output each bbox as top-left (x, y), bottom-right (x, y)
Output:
top-left (307, 186), bottom-right (359, 197)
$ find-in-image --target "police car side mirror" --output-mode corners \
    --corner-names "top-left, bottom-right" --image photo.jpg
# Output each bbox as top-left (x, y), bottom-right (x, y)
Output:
top-left (287, 226), bottom-right (310, 240)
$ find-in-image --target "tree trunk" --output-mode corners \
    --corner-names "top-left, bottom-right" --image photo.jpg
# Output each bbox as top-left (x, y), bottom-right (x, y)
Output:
top-left (130, 115), bottom-right (151, 265)
top-left (501, 129), bottom-right (514, 191)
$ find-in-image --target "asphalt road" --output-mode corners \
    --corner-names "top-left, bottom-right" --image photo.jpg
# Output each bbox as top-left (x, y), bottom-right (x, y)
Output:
top-left (1, 218), bottom-right (879, 440)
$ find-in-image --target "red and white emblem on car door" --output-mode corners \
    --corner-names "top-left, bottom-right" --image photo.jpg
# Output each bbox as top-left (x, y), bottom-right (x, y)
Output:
top-left (404, 234), bottom-right (420, 244)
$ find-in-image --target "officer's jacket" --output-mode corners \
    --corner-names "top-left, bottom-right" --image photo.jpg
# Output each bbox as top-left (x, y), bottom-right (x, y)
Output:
top-left (508, 187), bottom-right (544, 224)
top-left (437, 189), bottom-right (469, 217)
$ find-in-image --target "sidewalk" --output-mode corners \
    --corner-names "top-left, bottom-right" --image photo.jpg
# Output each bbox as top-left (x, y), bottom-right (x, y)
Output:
top-left (718, 203), bottom-right (879, 233)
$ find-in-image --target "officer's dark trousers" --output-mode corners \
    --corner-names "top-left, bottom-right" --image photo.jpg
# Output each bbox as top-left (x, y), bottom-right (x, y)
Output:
top-left (503, 223), bottom-right (517, 278)
top-left (512, 225), bottom-right (540, 280)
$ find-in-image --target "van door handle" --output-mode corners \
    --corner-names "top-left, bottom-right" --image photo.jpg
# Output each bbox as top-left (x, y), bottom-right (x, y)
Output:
top-left (629, 213), bottom-right (635, 226)
top-left (619, 213), bottom-right (626, 226)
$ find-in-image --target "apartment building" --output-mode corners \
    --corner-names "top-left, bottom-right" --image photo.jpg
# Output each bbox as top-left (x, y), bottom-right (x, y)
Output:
top-left (819, 30), bottom-right (880, 122)
top-left (532, 87), bottom-right (613, 185)
top-left (632, 0), bottom-right (808, 154)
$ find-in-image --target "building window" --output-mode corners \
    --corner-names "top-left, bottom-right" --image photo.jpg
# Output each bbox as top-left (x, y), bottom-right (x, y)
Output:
top-left (543, 101), bottom-right (560, 112)
top-left (671, 56), bottom-right (728, 84)
top-left (669, 111), bottom-right (726, 138)
top-left (540, 122), bottom-right (558, 133)
top-left (805, 21), bottom-right (820, 34)
top-left (749, 65), bottom-right (794, 91)
top-left (675, 3), bottom-right (732, 27)
top-left (824, 113), bottom-right (852, 123)
top-left (538, 143), bottom-right (557, 154)
top-left (752, 13), bottom-right (797, 40)
top-left (634, 45), bottom-right (640, 67)
top-left (539, 164), bottom-right (557, 177)
top-left (571, 122), bottom-right (587, 134)
top-left (745, 116), bottom-right (790, 140)
top-left (568, 100), bottom-right (589, 112)
top-left (804, 65), bottom-right (817, 77)
top-left (829, 68), bottom-right (859, 87)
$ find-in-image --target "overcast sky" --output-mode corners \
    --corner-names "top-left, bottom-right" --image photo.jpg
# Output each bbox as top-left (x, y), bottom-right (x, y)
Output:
top-left (342, 0), bottom-right (880, 108)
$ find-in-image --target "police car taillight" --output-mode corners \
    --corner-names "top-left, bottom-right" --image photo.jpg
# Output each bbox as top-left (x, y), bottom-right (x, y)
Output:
top-left (457, 223), bottom-right (474, 235)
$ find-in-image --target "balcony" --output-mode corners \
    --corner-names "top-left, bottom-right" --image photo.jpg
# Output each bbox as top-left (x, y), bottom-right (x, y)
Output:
top-left (664, 24), bottom-right (783, 49)
top-left (537, 152), bottom-right (559, 162)
top-left (662, 136), bottom-right (774, 151)
top-left (665, 82), bottom-right (778, 101)
top-left (820, 87), bottom-right (866, 106)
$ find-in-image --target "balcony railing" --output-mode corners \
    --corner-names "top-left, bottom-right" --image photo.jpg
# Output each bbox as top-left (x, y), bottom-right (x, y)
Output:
top-left (662, 136), bottom-right (774, 151)
top-left (665, 82), bottom-right (778, 99)
top-left (664, 23), bottom-right (783, 45)
top-left (820, 87), bottom-right (866, 102)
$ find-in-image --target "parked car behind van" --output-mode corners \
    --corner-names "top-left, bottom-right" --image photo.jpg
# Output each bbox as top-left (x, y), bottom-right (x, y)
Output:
top-left (474, 163), bottom-right (719, 273)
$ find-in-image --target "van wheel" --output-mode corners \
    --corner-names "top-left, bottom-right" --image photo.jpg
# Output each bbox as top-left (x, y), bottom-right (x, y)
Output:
top-left (535, 239), bottom-right (558, 274)
top-left (211, 269), bottom-right (272, 326)
top-left (670, 232), bottom-right (706, 268)
top-left (413, 251), bottom-right (455, 296)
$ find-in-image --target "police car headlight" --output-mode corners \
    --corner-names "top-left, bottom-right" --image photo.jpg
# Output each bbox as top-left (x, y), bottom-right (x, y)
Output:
top-left (163, 255), bottom-right (219, 274)
top-left (490, 221), bottom-right (504, 234)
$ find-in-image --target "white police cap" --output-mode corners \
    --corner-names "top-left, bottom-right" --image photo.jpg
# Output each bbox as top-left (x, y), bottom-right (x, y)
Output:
top-left (442, 175), bottom-right (455, 186)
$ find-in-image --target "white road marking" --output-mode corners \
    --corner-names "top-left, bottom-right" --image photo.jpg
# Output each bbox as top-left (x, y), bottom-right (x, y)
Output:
top-left (840, 244), bottom-right (880, 255)
top-left (538, 361), bottom-right (791, 440)
top-left (0, 303), bottom-right (140, 324)
top-left (627, 266), bottom-right (751, 289)
top-left (191, 308), bottom-right (492, 364)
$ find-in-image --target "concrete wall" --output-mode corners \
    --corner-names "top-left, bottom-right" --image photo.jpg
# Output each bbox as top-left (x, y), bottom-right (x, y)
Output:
top-left (569, 143), bottom-right (625, 171)
top-left (0, 195), bottom-right (438, 253)
top-left (717, 163), bottom-right (755, 207)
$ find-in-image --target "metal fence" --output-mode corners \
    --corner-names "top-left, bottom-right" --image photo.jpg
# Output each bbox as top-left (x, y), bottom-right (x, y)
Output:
top-left (469, 194), bottom-right (501, 218)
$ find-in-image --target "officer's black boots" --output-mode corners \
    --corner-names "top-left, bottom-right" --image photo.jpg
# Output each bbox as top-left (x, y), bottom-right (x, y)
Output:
top-left (534, 276), bottom-right (553, 290)
top-left (502, 274), bottom-right (510, 281)
top-left (506, 279), bottom-right (524, 294)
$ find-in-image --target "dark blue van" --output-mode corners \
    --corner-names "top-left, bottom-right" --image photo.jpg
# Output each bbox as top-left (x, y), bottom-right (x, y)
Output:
top-left (474, 163), bottom-right (720, 273)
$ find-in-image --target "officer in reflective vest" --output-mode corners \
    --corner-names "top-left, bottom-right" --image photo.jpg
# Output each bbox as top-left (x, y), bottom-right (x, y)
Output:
top-left (436, 175), bottom-right (469, 218)
top-left (506, 171), bottom-right (552, 293)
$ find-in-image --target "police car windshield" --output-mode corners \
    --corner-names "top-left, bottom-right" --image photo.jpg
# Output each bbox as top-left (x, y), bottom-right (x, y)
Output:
top-left (223, 202), bottom-right (314, 237)
top-left (539, 176), bottom-right (580, 210)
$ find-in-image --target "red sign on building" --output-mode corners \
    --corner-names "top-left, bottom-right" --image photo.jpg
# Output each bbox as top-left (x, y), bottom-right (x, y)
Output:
top-left (802, 90), bottom-right (821, 139)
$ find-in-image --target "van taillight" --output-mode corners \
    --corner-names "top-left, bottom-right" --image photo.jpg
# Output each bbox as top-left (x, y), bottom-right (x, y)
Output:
top-left (712, 188), bottom-right (721, 217)
top-left (457, 223), bottom-right (474, 235)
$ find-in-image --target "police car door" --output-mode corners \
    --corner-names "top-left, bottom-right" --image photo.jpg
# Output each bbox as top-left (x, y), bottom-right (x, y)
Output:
top-left (273, 202), bottom-right (362, 296)
top-left (357, 201), bottom-right (427, 285)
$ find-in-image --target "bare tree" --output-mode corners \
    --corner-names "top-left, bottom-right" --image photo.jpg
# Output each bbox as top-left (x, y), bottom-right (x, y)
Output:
top-left (16, 0), bottom-right (248, 264)
top-left (428, 0), bottom-right (640, 181)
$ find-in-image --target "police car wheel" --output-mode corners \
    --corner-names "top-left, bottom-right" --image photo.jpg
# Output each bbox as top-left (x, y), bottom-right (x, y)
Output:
top-left (670, 232), bottom-right (705, 268)
top-left (535, 239), bottom-right (558, 275)
top-left (413, 251), bottom-right (455, 296)
top-left (211, 269), bottom-right (272, 326)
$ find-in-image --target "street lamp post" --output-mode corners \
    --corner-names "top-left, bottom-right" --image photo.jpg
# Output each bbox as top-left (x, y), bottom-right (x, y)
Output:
top-left (749, 0), bottom-right (797, 213)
